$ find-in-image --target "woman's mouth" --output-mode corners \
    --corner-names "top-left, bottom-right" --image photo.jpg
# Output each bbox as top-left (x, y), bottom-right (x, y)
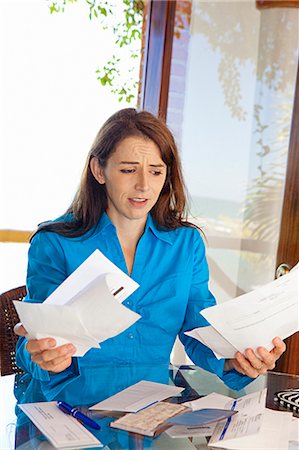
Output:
top-left (128, 198), bottom-right (148, 207)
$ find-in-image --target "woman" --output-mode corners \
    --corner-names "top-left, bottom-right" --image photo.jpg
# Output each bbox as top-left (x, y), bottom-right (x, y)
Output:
top-left (15, 108), bottom-right (285, 402)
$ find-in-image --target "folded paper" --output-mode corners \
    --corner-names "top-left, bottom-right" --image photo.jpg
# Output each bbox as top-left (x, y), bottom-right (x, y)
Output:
top-left (14, 250), bottom-right (140, 356)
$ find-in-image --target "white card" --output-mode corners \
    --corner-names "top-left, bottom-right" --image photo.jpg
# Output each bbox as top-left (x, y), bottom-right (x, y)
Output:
top-left (90, 380), bottom-right (184, 412)
top-left (19, 402), bottom-right (103, 449)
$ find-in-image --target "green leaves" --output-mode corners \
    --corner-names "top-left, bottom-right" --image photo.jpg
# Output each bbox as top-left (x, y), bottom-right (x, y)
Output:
top-left (47, 0), bottom-right (144, 103)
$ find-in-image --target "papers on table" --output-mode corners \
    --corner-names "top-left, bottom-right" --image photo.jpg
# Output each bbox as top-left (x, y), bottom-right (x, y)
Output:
top-left (89, 380), bottom-right (184, 413)
top-left (184, 392), bottom-right (233, 411)
top-left (173, 390), bottom-right (266, 441)
top-left (169, 390), bottom-right (297, 448)
top-left (166, 408), bottom-right (237, 426)
top-left (14, 250), bottom-right (140, 356)
top-left (210, 408), bottom-right (294, 450)
top-left (110, 402), bottom-right (187, 437)
top-left (199, 389), bottom-right (294, 450)
top-left (19, 402), bottom-right (102, 449)
top-left (186, 263), bottom-right (299, 359)
top-left (165, 422), bottom-right (217, 438)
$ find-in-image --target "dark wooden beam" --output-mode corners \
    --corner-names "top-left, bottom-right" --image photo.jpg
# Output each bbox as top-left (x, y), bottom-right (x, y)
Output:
top-left (275, 61), bottom-right (299, 375)
top-left (256, 0), bottom-right (299, 8)
top-left (139, 0), bottom-right (176, 119)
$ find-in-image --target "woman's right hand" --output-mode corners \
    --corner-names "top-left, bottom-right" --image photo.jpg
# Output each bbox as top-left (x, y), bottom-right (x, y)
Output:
top-left (14, 323), bottom-right (76, 373)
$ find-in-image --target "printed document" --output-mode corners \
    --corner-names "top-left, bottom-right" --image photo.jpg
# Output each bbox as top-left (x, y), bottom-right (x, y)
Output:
top-left (14, 250), bottom-right (140, 356)
top-left (90, 380), bottom-right (184, 412)
top-left (209, 407), bottom-right (293, 450)
top-left (19, 402), bottom-right (102, 449)
top-left (166, 390), bottom-right (296, 445)
top-left (186, 263), bottom-right (299, 358)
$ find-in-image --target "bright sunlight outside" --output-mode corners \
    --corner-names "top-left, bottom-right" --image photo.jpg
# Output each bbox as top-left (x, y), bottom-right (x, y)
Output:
top-left (0, 0), bottom-right (142, 292)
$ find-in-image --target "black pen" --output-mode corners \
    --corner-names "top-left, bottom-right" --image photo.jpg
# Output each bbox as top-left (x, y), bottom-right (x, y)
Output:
top-left (56, 401), bottom-right (101, 430)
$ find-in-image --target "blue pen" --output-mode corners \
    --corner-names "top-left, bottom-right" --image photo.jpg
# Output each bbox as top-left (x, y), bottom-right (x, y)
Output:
top-left (56, 401), bottom-right (101, 430)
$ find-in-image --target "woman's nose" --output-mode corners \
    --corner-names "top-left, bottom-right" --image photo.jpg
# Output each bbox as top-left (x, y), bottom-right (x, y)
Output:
top-left (135, 171), bottom-right (149, 191)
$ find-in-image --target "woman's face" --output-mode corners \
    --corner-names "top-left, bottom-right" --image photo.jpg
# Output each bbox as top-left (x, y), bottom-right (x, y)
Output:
top-left (90, 136), bottom-right (167, 228)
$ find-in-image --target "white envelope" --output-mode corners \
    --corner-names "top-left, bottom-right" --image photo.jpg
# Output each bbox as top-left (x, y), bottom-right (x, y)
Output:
top-left (15, 250), bottom-right (141, 356)
top-left (90, 380), bottom-right (184, 412)
top-left (19, 402), bottom-right (102, 449)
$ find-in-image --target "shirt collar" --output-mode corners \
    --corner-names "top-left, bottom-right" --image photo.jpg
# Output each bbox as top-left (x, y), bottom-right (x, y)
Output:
top-left (93, 212), bottom-right (174, 245)
top-left (94, 211), bottom-right (116, 235)
top-left (145, 214), bottom-right (174, 246)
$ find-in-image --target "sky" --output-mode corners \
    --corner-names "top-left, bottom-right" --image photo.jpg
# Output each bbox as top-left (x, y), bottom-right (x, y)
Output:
top-left (0, 0), bottom-right (141, 291)
top-left (0, 0), bottom-right (140, 230)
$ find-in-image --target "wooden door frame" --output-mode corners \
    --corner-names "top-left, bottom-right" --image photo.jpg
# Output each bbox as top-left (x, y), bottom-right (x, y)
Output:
top-left (275, 61), bottom-right (299, 374)
top-left (139, 0), bottom-right (176, 118)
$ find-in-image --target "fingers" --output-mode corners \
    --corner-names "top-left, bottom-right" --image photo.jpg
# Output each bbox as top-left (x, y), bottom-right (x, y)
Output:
top-left (32, 344), bottom-right (76, 372)
top-left (271, 337), bottom-right (286, 359)
top-left (232, 337), bottom-right (286, 378)
top-left (234, 352), bottom-right (262, 378)
top-left (26, 337), bottom-right (57, 354)
top-left (14, 323), bottom-right (27, 336)
top-left (33, 354), bottom-right (74, 372)
top-left (229, 358), bottom-right (246, 375)
top-left (255, 347), bottom-right (275, 370)
top-left (256, 337), bottom-right (286, 369)
top-left (14, 322), bottom-right (78, 374)
top-left (245, 349), bottom-right (268, 372)
top-left (26, 339), bottom-right (76, 373)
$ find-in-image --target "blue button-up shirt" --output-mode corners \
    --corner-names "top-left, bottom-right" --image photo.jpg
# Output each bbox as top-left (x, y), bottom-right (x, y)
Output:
top-left (16, 213), bottom-right (252, 403)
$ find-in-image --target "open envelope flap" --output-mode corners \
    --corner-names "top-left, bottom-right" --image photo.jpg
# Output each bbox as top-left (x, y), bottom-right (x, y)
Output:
top-left (13, 301), bottom-right (90, 341)
top-left (44, 249), bottom-right (139, 306)
top-left (73, 273), bottom-right (141, 342)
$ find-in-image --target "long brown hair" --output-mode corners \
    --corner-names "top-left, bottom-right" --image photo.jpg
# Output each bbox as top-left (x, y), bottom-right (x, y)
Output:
top-left (33, 108), bottom-right (194, 238)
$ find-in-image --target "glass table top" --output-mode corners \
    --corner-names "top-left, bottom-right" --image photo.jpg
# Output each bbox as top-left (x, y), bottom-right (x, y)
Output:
top-left (1, 365), bottom-right (298, 450)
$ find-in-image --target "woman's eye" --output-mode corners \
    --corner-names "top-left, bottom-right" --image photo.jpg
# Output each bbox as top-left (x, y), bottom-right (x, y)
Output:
top-left (120, 169), bottom-right (135, 174)
top-left (151, 171), bottom-right (162, 176)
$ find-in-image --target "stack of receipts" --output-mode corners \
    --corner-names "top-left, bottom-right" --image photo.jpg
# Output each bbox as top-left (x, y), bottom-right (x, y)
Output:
top-left (186, 263), bottom-right (299, 359)
top-left (14, 250), bottom-right (141, 356)
top-left (170, 389), bottom-right (295, 450)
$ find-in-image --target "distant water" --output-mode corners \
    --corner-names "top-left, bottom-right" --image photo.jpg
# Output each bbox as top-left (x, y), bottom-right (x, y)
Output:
top-left (189, 196), bottom-right (242, 220)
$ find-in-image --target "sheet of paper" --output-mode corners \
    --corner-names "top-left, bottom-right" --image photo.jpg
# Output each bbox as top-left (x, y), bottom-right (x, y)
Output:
top-left (194, 264), bottom-right (298, 357)
top-left (19, 402), bottom-right (102, 449)
top-left (165, 422), bottom-right (216, 438)
top-left (209, 389), bottom-right (268, 448)
top-left (89, 380), bottom-right (184, 412)
top-left (183, 392), bottom-right (233, 411)
top-left (167, 409), bottom-right (237, 426)
top-left (45, 249), bottom-right (139, 305)
top-left (185, 326), bottom-right (238, 359)
top-left (209, 408), bottom-right (293, 450)
top-left (289, 417), bottom-right (299, 448)
top-left (14, 250), bottom-right (141, 356)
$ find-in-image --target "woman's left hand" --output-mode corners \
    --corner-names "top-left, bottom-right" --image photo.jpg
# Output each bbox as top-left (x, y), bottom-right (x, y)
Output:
top-left (226, 337), bottom-right (286, 378)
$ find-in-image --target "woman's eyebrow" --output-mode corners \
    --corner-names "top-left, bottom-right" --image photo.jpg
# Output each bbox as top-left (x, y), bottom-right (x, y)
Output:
top-left (119, 161), bottom-right (165, 168)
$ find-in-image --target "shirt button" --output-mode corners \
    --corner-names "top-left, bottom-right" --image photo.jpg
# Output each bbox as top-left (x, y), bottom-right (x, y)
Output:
top-left (126, 300), bottom-right (132, 306)
top-left (127, 333), bottom-right (134, 340)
